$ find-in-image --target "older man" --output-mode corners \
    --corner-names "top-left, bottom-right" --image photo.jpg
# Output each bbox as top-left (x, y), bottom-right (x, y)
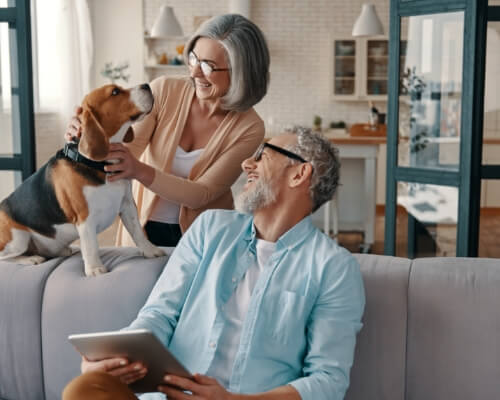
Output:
top-left (63, 127), bottom-right (365, 400)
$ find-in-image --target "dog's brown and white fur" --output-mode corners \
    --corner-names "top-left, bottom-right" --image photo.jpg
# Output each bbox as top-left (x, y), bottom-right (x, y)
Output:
top-left (0, 83), bottom-right (165, 276)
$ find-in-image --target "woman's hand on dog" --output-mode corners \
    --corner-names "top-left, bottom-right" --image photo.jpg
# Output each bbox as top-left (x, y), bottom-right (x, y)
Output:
top-left (81, 356), bottom-right (148, 385)
top-left (65, 106), bottom-right (83, 142)
top-left (105, 143), bottom-right (155, 186)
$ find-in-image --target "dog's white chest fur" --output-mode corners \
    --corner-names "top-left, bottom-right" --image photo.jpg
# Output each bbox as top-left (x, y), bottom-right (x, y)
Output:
top-left (84, 179), bottom-right (129, 233)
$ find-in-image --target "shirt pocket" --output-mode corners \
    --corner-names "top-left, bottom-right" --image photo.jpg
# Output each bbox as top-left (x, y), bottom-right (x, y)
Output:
top-left (271, 290), bottom-right (309, 344)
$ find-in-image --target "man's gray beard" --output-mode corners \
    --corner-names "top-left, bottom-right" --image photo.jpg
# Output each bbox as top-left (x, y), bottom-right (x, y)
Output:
top-left (235, 178), bottom-right (277, 214)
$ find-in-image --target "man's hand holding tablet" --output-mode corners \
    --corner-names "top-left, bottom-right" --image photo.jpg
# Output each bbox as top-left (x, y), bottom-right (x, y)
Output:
top-left (68, 329), bottom-right (192, 393)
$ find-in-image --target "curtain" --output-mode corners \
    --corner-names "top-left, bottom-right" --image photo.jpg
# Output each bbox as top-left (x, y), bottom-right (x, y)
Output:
top-left (54, 0), bottom-right (93, 129)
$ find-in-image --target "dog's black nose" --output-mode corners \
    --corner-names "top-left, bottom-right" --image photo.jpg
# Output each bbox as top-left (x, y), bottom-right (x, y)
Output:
top-left (141, 83), bottom-right (151, 92)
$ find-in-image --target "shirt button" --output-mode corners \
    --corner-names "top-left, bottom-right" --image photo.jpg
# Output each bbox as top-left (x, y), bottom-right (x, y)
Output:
top-left (232, 277), bottom-right (237, 283)
top-left (209, 341), bottom-right (216, 348)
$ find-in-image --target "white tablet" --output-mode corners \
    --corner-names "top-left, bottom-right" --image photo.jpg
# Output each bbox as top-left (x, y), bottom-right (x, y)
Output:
top-left (68, 328), bottom-right (192, 393)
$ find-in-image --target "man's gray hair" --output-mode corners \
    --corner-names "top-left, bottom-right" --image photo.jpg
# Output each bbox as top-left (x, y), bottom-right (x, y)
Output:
top-left (184, 14), bottom-right (270, 112)
top-left (285, 126), bottom-right (340, 212)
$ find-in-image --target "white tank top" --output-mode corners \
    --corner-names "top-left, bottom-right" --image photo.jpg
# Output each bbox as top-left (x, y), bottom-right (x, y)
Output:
top-left (149, 146), bottom-right (204, 224)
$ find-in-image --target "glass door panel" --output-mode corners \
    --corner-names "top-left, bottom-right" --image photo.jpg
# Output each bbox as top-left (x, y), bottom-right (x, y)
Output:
top-left (366, 40), bottom-right (388, 95)
top-left (334, 40), bottom-right (356, 95)
top-left (397, 181), bottom-right (458, 257)
top-left (0, 21), bottom-right (15, 157)
top-left (0, 0), bottom-right (15, 7)
top-left (478, 179), bottom-right (500, 258)
top-left (398, 12), bottom-right (464, 170)
top-left (483, 21), bottom-right (500, 164)
top-left (0, 170), bottom-right (19, 200)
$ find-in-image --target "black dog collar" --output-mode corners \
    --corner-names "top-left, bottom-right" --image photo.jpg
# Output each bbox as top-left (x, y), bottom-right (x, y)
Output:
top-left (63, 142), bottom-right (110, 173)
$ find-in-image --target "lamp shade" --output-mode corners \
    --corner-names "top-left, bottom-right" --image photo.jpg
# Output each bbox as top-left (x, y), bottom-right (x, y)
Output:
top-left (150, 6), bottom-right (183, 37)
top-left (229, 0), bottom-right (251, 19)
top-left (352, 4), bottom-right (384, 37)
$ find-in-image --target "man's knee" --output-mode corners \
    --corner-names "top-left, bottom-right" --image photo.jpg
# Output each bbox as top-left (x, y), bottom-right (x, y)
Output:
top-left (62, 371), bottom-right (136, 400)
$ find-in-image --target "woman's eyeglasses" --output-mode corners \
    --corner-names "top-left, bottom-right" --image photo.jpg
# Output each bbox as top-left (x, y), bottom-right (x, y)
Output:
top-left (188, 51), bottom-right (230, 77)
top-left (254, 142), bottom-right (308, 163)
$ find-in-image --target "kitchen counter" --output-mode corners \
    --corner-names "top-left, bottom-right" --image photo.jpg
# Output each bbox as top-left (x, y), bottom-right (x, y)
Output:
top-left (326, 134), bottom-right (500, 145)
top-left (328, 135), bottom-right (387, 145)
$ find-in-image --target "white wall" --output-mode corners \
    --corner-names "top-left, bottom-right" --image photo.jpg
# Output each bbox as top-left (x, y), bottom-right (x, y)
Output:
top-left (89, 0), bottom-right (144, 88)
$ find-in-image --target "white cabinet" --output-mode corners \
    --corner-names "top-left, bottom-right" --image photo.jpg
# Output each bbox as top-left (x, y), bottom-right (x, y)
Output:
top-left (331, 38), bottom-right (358, 100)
top-left (143, 36), bottom-right (189, 81)
top-left (331, 37), bottom-right (406, 101)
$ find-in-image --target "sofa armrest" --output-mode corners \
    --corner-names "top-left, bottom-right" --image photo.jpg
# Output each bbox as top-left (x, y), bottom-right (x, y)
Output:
top-left (0, 257), bottom-right (66, 400)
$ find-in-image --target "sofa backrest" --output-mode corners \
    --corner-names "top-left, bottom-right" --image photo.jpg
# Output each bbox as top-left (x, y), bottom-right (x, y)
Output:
top-left (347, 255), bottom-right (500, 400)
top-left (41, 248), bottom-right (168, 400)
top-left (405, 257), bottom-right (500, 400)
top-left (346, 254), bottom-right (411, 400)
top-left (0, 248), bottom-right (168, 400)
top-left (0, 258), bottom-right (63, 400)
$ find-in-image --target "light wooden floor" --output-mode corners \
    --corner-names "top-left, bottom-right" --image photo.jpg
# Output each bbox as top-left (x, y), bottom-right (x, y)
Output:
top-left (337, 211), bottom-right (500, 258)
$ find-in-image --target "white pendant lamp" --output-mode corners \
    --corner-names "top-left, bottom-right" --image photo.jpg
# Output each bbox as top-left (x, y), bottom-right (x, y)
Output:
top-left (352, 4), bottom-right (384, 37)
top-left (150, 6), bottom-right (183, 38)
top-left (229, 0), bottom-right (251, 19)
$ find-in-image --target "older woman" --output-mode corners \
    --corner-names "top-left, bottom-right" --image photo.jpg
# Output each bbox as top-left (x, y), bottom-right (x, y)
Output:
top-left (67, 14), bottom-right (269, 247)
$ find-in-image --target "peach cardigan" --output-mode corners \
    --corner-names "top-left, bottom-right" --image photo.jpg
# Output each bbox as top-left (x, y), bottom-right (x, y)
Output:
top-left (115, 76), bottom-right (265, 246)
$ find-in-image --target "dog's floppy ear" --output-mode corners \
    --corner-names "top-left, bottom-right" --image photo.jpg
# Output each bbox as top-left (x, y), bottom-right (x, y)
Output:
top-left (79, 108), bottom-right (109, 161)
top-left (123, 127), bottom-right (134, 143)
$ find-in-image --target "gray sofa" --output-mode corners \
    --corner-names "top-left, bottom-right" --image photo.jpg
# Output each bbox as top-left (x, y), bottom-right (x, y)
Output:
top-left (1, 248), bottom-right (499, 400)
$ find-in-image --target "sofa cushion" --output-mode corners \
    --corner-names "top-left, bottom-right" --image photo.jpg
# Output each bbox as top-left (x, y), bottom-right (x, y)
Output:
top-left (0, 257), bottom-right (65, 400)
top-left (346, 254), bottom-right (411, 400)
top-left (406, 257), bottom-right (500, 400)
top-left (41, 247), bottom-right (169, 400)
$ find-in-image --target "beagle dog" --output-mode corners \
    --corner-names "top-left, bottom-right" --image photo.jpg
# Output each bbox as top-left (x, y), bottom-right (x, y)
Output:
top-left (0, 83), bottom-right (165, 276)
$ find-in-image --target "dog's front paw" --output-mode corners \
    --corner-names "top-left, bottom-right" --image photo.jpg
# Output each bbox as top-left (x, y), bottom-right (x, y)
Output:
top-left (85, 264), bottom-right (108, 277)
top-left (12, 255), bottom-right (46, 265)
top-left (141, 245), bottom-right (166, 258)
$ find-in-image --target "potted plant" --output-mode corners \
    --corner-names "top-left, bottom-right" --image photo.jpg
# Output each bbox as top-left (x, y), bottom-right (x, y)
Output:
top-left (101, 61), bottom-right (130, 84)
top-left (328, 120), bottom-right (348, 136)
top-left (313, 115), bottom-right (322, 131)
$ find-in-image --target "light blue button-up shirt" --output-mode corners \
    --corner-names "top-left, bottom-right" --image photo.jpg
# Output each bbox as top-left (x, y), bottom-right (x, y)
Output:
top-left (129, 210), bottom-right (365, 400)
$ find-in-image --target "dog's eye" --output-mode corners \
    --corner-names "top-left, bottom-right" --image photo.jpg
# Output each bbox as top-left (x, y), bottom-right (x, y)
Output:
top-left (111, 88), bottom-right (121, 96)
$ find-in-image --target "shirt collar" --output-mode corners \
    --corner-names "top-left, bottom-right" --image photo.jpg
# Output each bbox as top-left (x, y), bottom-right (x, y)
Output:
top-left (243, 214), bottom-right (315, 251)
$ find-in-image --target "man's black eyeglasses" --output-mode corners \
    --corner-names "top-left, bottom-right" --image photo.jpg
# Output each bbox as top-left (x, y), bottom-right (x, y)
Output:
top-left (254, 142), bottom-right (307, 163)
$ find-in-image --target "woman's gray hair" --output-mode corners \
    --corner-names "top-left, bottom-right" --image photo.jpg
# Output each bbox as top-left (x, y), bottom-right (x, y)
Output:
top-left (184, 14), bottom-right (270, 112)
top-left (284, 126), bottom-right (341, 212)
